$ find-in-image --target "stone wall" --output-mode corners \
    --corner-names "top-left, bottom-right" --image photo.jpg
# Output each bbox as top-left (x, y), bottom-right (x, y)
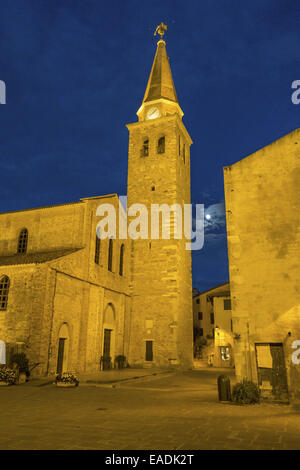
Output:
top-left (224, 128), bottom-right (300, 402)
top-left (0, 195), bottom-right (131, 376)
top-left (127, 114), bottom-right (193, 368)
top-left (0, 202), bottom-right (86, 256)
top-left (0, 264), bottom-right (48, 375)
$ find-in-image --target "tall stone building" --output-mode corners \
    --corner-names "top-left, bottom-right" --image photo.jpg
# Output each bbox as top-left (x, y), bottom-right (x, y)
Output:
top-left (127, 38), bottom-right (193, 368)
top-left (0, 31), bottom-right (193, 375)
top-left (224, 129), bottom-right (300, 403)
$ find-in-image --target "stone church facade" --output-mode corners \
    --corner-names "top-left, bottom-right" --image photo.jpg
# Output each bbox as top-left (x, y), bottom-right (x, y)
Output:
top-left (0, 195), bottom-right (132, 376)
top-left (0, 37), bottom-right (193, 376)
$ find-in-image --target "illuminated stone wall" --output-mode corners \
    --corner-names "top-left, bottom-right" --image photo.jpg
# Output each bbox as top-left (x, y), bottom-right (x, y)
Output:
top-left (213, 296), bottom-right (234, 368)
top-left (224, 129), bottom-right (300, 402)
top-left (0, 195), bottom-right (131, 376)
top-left (193, 283), bottom-right (230, 340)
top-left (126, 113), bottom-right (193, 368)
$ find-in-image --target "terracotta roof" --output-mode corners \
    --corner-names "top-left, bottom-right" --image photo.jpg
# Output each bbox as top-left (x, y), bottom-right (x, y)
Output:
top-left (0, 248), bottom-right (83, 266)
top-left (0, 194), bottom-right (118, 216)
top-left (195, 282), bottom-right (230, 297)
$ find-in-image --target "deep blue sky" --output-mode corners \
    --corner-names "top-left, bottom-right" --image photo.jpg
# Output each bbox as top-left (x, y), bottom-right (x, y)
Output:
top-left (0, 0), bottom-right (300, 292)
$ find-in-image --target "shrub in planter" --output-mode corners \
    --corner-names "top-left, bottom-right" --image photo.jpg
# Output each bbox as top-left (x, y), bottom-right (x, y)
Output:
top-left (11, 353), bottom-right (29, 373)
top-left (0, 367), bottom-right (17, 385)
top-left (56, 372), bottom-right (79, 387)
top-left (114, 355), bottom-right (126, 369)
top-left (232, 379), bottom-right (260, 404)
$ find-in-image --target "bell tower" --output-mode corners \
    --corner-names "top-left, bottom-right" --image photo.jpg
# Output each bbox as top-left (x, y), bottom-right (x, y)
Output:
top-left (126, 25), bottom-right (193, 368)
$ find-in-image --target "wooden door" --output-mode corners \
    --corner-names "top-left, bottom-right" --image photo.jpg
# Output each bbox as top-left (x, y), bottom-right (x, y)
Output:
top-left (57, 338), bottom-right (65, 374)
top-left (270, 343), bottom-right (288, 400)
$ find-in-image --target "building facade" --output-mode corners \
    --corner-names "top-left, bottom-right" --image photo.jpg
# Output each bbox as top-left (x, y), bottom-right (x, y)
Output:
top-left (193, 282), bottom-right (234, 367)
top-left (0, 195), bottom-right (131, 376)
top-left (0, 35), bottom-right (194, 375)
top-left (224, 129), bottom-right (300, 403)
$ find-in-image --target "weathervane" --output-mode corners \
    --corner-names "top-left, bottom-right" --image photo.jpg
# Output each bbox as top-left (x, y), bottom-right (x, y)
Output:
top-left (154, 23), bottom-right (167, 40)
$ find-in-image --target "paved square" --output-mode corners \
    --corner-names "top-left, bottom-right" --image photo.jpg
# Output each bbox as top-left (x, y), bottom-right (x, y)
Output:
top-left (0, 369), bottom-right (299, 450)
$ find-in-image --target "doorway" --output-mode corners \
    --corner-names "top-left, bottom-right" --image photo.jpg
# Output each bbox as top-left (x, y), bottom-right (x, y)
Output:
top-left (145, 340), bottom-right (153, 362)
top-left (103, 329), bottom-right (112, 357)
top-left (57, 338), bottom-right (65, 375)
top-left (255, 342), bottom-right (288, 402)
top-left (101, 303), bottom-right (115, 371)
top-left (56, 323), bottom-right (69, 374)
top-left (101, 329), bottom-right (112, 370)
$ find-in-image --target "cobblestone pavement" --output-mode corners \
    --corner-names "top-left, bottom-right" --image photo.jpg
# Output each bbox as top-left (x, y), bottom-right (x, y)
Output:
top-left (0, 369), bottom-right (299, 450)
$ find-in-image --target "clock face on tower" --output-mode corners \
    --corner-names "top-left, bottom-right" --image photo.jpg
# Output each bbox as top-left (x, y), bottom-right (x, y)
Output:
top-left (145, 106), bottom-right (161, 120)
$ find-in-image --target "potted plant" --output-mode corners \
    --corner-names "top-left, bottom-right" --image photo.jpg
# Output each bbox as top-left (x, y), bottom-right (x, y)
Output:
top-left (11, 353), bottom-right (30, 384)
top-left (100, 356), bottom-right (112, 370)
top-left (232, 379), bottom-right (260, 404)
top-left (55, 372), bottom-right (79, 388)
top-left (0, 367), bottom-right (17, 386)
top-left (114, 355), bottom-right (127, 369)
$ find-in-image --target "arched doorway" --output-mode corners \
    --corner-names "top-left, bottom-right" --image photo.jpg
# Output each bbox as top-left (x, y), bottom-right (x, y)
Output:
top-left (56, 323), bottom-right (69, 374)
top-left (101, 304), bottom-right (116, 370)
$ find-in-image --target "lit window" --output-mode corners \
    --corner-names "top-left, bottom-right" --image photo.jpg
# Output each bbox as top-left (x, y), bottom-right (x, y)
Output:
top-left (220, 346), bottom-right (230, 361)
top-left (0, 276), bottom-right (10, 310)
top-left (17, 229), bottom-right (28, 254)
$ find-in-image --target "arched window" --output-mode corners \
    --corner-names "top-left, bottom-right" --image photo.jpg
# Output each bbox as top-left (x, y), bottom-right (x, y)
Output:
top-left (157, 136), bottom-right (165, 154)
top-left (119, 244), bottom-right (125, 276)
top-left (108, 238), bottom-right (113, 272)
top-left (141, 139), bottom-right (149, 157)
top-left (95, 229), bottom-right (101, 265)
top-left (0, 276), bottom-right (10, 310)
top-left (17, 228), bottom-right (28, 254)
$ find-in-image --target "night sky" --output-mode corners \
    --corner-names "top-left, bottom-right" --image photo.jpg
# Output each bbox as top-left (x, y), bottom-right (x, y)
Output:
top-left (0, 0), bottom-right (300, 292)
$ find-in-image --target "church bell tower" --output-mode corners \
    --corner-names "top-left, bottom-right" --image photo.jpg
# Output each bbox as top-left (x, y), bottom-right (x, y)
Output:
top-left (126, 24), bottom-right (193, 368)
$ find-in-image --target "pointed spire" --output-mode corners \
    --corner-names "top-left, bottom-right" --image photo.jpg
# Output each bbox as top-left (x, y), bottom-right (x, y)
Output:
top-left (142, 39), bottom-right (178, 104)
